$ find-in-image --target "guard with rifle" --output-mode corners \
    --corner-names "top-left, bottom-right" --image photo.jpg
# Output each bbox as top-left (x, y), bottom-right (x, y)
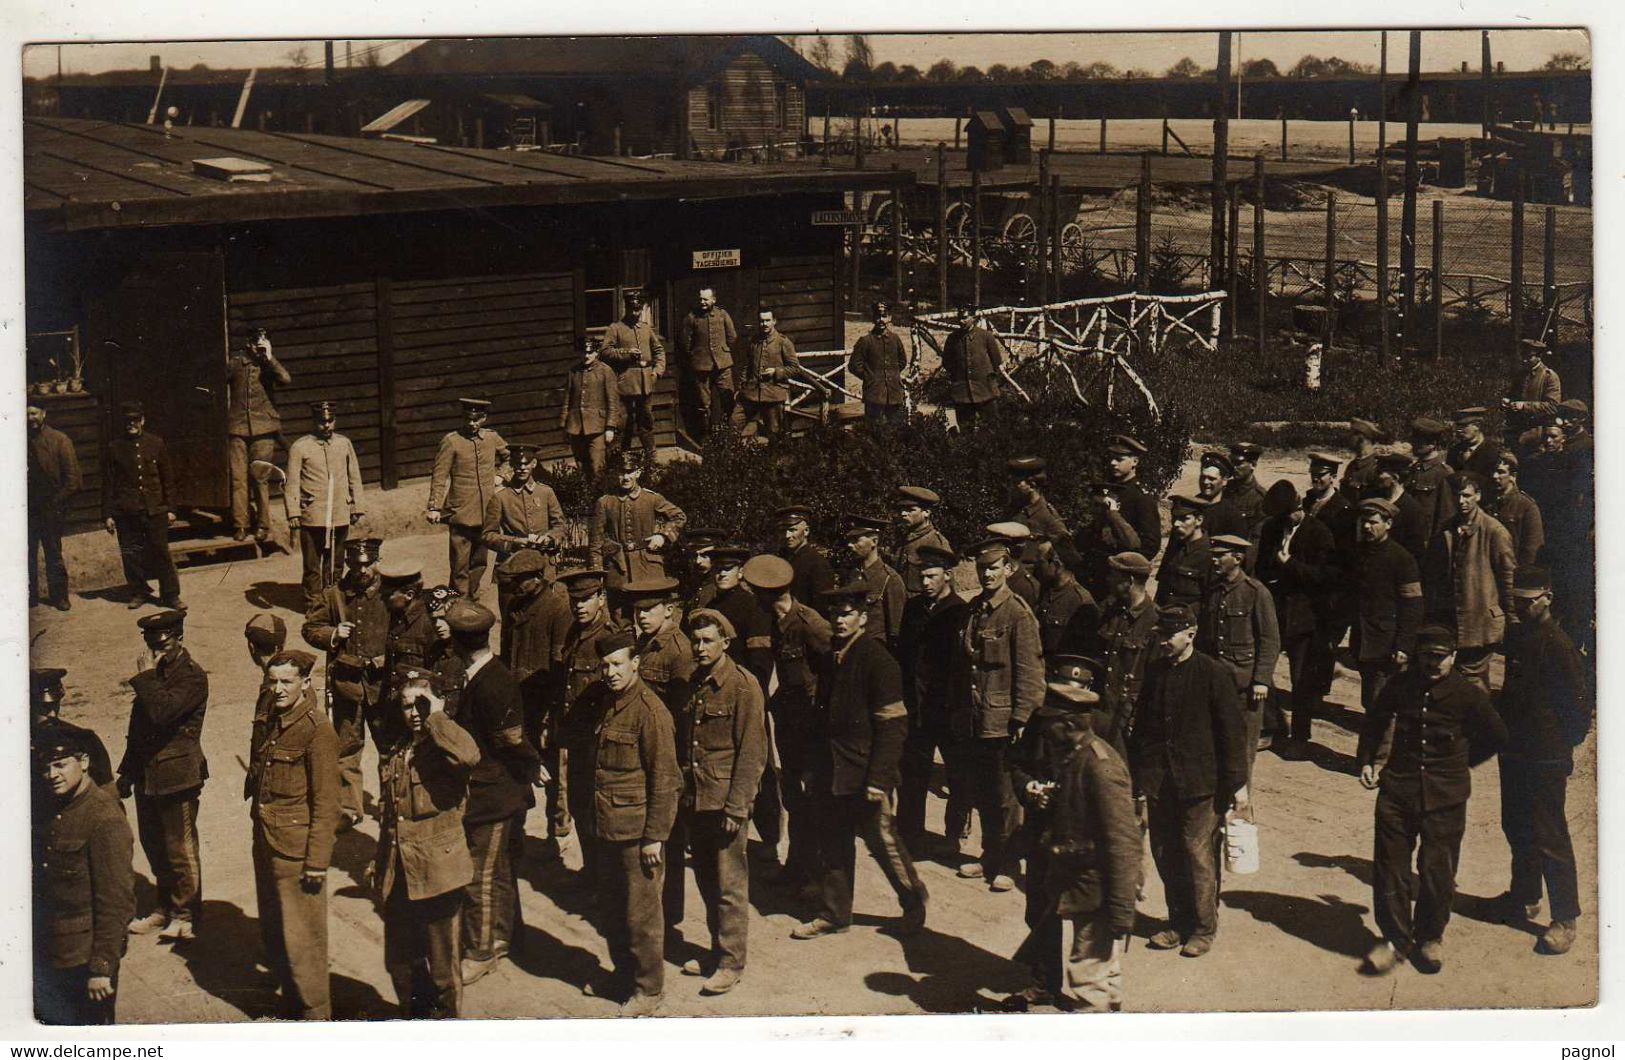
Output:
top-left (285, 401), bottom-right (366, 609)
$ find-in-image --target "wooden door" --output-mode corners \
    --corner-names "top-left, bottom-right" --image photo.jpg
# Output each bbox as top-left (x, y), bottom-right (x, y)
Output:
top-left (667, 268), bottom-right (759, 358)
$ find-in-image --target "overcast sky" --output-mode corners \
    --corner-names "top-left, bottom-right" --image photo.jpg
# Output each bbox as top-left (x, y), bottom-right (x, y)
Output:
top-left (22, 29), bottom-right (1587, 79)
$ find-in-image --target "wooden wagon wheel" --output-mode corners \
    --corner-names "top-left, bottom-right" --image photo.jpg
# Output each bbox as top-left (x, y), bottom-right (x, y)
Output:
top-left (945, 202), bottom-right (973, 264)
top-left (1059, 223), bottom-right (1086, 271)
top-left (1002, 212), bottom-right (1038, 254)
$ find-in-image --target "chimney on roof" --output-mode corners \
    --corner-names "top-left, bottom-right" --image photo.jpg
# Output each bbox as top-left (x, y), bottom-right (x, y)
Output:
top-left (1461, 60), bottom-right (1469, 73)
top-left (1496, 61), bottom-right (1505, 74)
top-left (150, 55), bottom-right (161, 73)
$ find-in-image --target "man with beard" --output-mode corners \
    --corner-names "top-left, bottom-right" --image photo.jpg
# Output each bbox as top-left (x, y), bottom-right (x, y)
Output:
top-left (27, 402), bottom-right (81, 611)
top-left (591, 449), bottom-right (687, 594)
top-left (285, 400), bottom-right (365, 609)
top-left (776, 505), bottom-right (836, 605)
top-left (896, 545), bottom-right (971, 857)
top-left (681, 527), bottom-right (729, 612)
top-left (102, 401), bottom-right (183, 611)
top-left (1157, 495), bottom-right (1212, 610)
top-left (893, 487), bottom-right (953, 598)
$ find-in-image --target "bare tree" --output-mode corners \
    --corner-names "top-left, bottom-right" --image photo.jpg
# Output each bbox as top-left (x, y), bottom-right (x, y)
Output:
top-left (844, 34), bottom-right (874, 75)
top-left (806, 35), bottom-right (836, 73)
top-left (283, 45), bottom-right (310, 68)
top-left (1543, 51), bottom-right (1589, 71)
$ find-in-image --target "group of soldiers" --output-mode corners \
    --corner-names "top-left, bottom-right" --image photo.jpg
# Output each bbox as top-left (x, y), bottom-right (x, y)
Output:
top-left (29, 293), bottom-right (1594, 1021)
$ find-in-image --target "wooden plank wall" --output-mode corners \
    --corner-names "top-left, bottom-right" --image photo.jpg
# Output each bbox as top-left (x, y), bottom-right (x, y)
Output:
top-left (759, 253), bottom-right (840, 351)
top-left (687, 52), bottom-right (804, 158)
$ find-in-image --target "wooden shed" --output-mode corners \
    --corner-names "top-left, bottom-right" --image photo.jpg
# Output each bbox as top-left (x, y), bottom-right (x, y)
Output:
top-left (24, 117), bottom-right (909, 529)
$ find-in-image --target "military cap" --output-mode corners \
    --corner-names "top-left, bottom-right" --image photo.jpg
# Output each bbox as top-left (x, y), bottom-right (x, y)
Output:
top-left (33, 723), bottom-right (94, 762)
top-left (445, 600), bottom-right (497, 635)
top-left (842, 514), bottom-right (888, 539)
top-left (343, 536), bottom-right (384, 561)
top-left (1307, 452), bottom-right (1343, 473)
top-left (896, 485), bottom-right (940, 508)
top-left (1047, 654), bottom-right (1104, 687)
top-left (871, 300), bottom-right (891, 316)
top-left (308, 400), bottom-right (337, 417)
top-left (913, 545), bottom-right (958, 572)
top-left (595, 629), bottom-right (639, 659)
top-left (955, 299), bottom-right (980, 315)
top-left (1262, 479), bottom-right (1300, 518)
top-left (30, 667), bottom-right (67, 694)
top-left (1348, 417), bottom-right (1383, 441)
top-left (1156, 604), bottom-right (1199, 633)
top-left (1452, 406), bottom-right (1489, 424)
top-left (244, 613), bottom-right (287, 652)
top-left (623, 576), bottom-right (681, 602)
top-left (560, 568), bottom-right (607, 599)
top-left (685, 527), bottom-right (731, 548)
top-left (1415, 625), bottom-right (1458, 654)
top-left (497, 550), bottom-right (547, 579)
top-left (506, 442), bottom-right (539, 463)
top-left (1169, 494), bottom-right (1208, 516)
top-left (426, 585), bottom-right (462, 615)
top-left (1006, 456), bottom-right (1047, 479)
top-left (1496, 450), bottom-right (1521, 471)
top-left (1409, 416), bottom-right (1450, 442)
top-left (969, 537), bottom-right (1015, 563)
top-left (1377, 452), bottom-right (1415, 475)
top-left (1106, 434), bottom-right (1147, 456)
top-left (393, 662), bottom-right (441, 691)
top-left (773, 505), bottom-right (814, 528)
top-left (985, 521), bottom-right (1033, 541)
top-left (119, 400), bottom-right (145, 419)
top-left (612, 448), bottom-right (646, 473)
top-left (1359, 497), bottom-right (1399, 519)
top-left (1519, 337), bottom-right (1549, 353)
top-left (1513, 565), bottom-right (1553, 597)
top-left (1229, 442), bottom-right (1264, 463)
top-left (742, 555), bottom-right (794, 593)
top-left (1558, 399), bottom-right (1590, 423)
top-left (709, 544), bottom-right (751, 567)
top-left (378, 561), bottom-right (423, 584)
top-left (1107, 551), bottom-right (1153, 576)
top-left (1199, 450), bottom-right (1235, 476)
top-left (818, 584), bottom-right (873, 612)
top-left (686, 607), bottom-right (737, 640)
top-left (266, 649), bottom-right (318, 675)
top-left (457, 397), bottom-right (493, 410)
top-left (1210, 533), bottom-right (1252, 554)
top-left (137, 609), bottom-right (186, 634)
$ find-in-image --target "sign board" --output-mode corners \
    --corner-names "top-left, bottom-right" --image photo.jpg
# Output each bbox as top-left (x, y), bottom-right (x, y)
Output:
top-left (692, 248), bottom-right (741, 270)
top-left (812, 209), bottom-right (865, 226)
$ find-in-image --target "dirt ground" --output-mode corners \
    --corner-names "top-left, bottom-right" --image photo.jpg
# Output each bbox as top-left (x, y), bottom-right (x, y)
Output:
top-left (28, 451), bottom-right (1596, 1021)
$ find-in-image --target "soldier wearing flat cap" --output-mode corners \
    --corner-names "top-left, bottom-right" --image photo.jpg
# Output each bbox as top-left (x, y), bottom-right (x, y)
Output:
top-left (33, 723), bottom-right (134, 1026)
top-left (302, 537), bottom-right (391, 829)
top-left (561, 334), bottom-right (626, 480)
top-left (1033, 534), bottom-right (1100, 659)
top-left (791, 584), bottom-right (928, 942)
top-left (577, 629), bottom-right (681, 1016)
top-left (946, 536), bottom-right (1045, 893)
top-left (372, 664), bottom-right (481, 1018)
top-left (896, 544), bottom-right (972, 855)
top-left (1357, 625), bottom-right (1506, 976)
top-left (495, 550), bottom-right (572, 761)
top-left (1351, 498), bottom-right (1425, 715)
top-left (941, 302), bottom-right (1005, 430)
top-left (482, 441), bottom-right (565, 596)
top-left (600, 289), bottom-right (668, 460)
top-left (427, 397), bottom-right (509, 602)
top-left (245, 649), bottom-right (339, 1019)
top-left (1502, 338), bottom-right (1562, 442)
top-left (893, 487), bottom-right (954, 598)
top-left (626, 577), bottom-right (696, 710)
top-left (739, 307), bottom-right (802, 438)
top-left (1255, 480), bottom-right (1338, 756)
top-left (1487, 451), bottom-right (1545, 569)
top-left (1226, 442), bottom-right (1268, 531)
top-left (120, 608), bottom-right (209, 941)
top-left (776, 506), bottom-right (836, 605)
top-left (31, 668), bottom-right (113, 792)
top-left (1157, 495), bottom-right (1213, 610)
top-left (1195, 450), bottom-right (1250, 541)
top-left (379, 563), bottom-right (444, 718)
top-left (985, 522), bottom-right (1042, 609)
top-left (102, 400), bottom-right (184, 611)
top-left (849, 301), bottom-right (908, 425)
top-left (1496, 565), bottom-right (1590, 957)
top-left (1007, 457), bottom-right (1076, 562)
top-left (1339, 418), bottom-right (1388, 504)
top-left (1198, 533), bottom-right (1280, 776)
top-left (681, 527), bottom-right (729, 612)
top-left (1404, 417), bottom-right (1457, 549)
top-left (1093, 552), bottom-right (1158, 756)
top-left (843, 515), bottom-right (906, 650)
top-left (556, 567), bottom-right (625, 856)
top-left (1420, 471), bottom-right (1515, 696)
top-left (1448, 407), bottom-right (1502, 481)
top-left (591, 449), bottom-right (687, 592)
top-left (285, 399), bottom-right (365, 609)
top-left (1132, 604), bottom-right (1248, 959)
top-left (678, 288), bottom-right (738, 436)
top-left (1089, 434), bottom-right (1163, 578)
top-left (1006, 654), bottom-right (1138, 1012)
top-left (1370, 451), bottom-right (1428, 560)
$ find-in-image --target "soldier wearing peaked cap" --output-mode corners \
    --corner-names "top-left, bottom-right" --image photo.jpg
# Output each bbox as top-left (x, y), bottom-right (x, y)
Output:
top-left (1157, 495), bottom-right (1213, 610)
top-left (1304, 452), bottom-right (1357, 554)
top-left (600, 289), bottom-right (668, 459)
top-left (678, 287), bottom-right (738, 435)
top-left (985, 521), bottom-right (1042, 609)
top-left (1487, 450), bottom-right (1545, 569)
top-left (1007, 457), bottom-right (1077, 563)
top-left (1352, 497), bottom-right (1425, 717)
top-left (591, 449), bottom-right (687, 592)
top-left (245, 649), bottom-right (340, 1020)
top-left (1405, 417), bottom-right (1456, 549)
top-left (31, 668), bottom-right (113, 792)
top-left (1370, 452), bottom-right (1428, 560)
top-left (1340, 418), bottom-right (1387, 503)
top-left (1197, 533), bottom-right (1281, 779)
top-left (681, 527), bottom-right (729, 612)
top-left (427, 398), bottom-right (509, 603)
top-left (495, 550), bottom-right (571, 751)
top-left (561, 334), bottom-right (626, 480)
top-left (896, 543), bottom-right (972, 855)
top-left (849, 300), bottom-right (909, 425)
top-left (1093, 551), bottom-right (1159, 757)
top-left (1448, 407), bottom-right (1503, 482)
top-left (1092, 434), bottom-right (1163, 577)
top-left (893, 486), bottom-right (954, 597)
top-left (1502, 338), bottom-right (1562, 443)
top-left (941, 302), bottom-right (1005, 430)
top-left (1196, 450), bottom-right (1250, 541)
top-left (625, 577), bottom-right (696, 710)
top-left (843, 517), bottom-right (906, 651)
top-left (775, 506), bottom-right (837, 606)
top-left (120, 609), bottom-right (210, 941)
top-left (286, 400), bottom-right (365, 609)
top-left (1420, 471), bottom-right (1515, 697)
top-left (1225, 442), bottom-right (1268, 531)
top-left (1255, 479), bottom-right (1339, 756)
top-left (555, 567), bottom-right (626, 856)
top-left (102, 399), bottom-right (183, 611)
top-left (482, 440), bottom-right (565, 607)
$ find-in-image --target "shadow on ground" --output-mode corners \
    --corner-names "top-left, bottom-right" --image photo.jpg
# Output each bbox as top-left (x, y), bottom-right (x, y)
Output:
top-left (1223, 889), bottom-right (1375, 961)
top-left (245, 580), bottom-right (308, 614)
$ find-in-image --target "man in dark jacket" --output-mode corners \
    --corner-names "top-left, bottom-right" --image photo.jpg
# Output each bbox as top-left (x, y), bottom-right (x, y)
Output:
top-left (1357, 625), bottom-right (1507, 976)
top-left (678, 287), bottom-right (738, 434)
top-left (34, 725), bottom-right (134, 1026)
top-left (1098, 435), bottom-right (1164, 568)
top-left (245, 650), bottom-right (340, 1020)
top-left (119, 609), bottom-right (209, 941)
top-left (670, 609), bottom-right (767, 996)
top-left (1131, 605), bottom-right (1248, 959)
top-left (777, 505), bottom-right (837, 605)
top-left (1447, 407), bottom-right (1502, 481)
top-left (556, 568), bottom-right (625, 865)
top-left (444, 600), bottom-right (541, 985)
top-left (27, 403), bottom-right (81, 611)
top-left (1007, 655), bottom-right (1139, 1012)
top-left (893, 486), bottom-right (954, 597)
top-left (1370, 452), bottom-right (1429, 560)
top-left (1196, 451), bottom-right (1250, 541)
top-left (1034, 536), bottom-right (1099, 657)
top-left (1496, 566), bottom-right (1590, 957)
top-left (1255, 480), bottom-right (1338, 756)
top-left (495, 550), bottom-right (572, 757)
top-left (897, 545), bottom-right (971, 854)
top-left (1352, 499), bottom-right (1425, 714)
top-left (844, 516), bottom-right (906, 651)
top-left (1157, 495), bottom-right (1212, 609)
top-left (102, 401), bottom-right (183, 610)
top-left (1093, 552), bottom-right (1159, 757)
top-left (705, 546), bottom-right (779, 864)
top-left (1488, 452), bottom-right (1545, 569)
top-left (792, 585), bottom-right (927, 940)
top-left (1405, 417), bottom-right (1457, 550)
top-left (1225, 442), bottom-right (1268, 532)
top-left (1198, 534), bottom-right (1281, 774)
top-left (31, 668), bottom-right (113, 791)
top-left (940, 303), bottom-right (1005, 430)
top-left (849, 301), bottom-right (909, 425)
top-left (226, 327), bottom-right (291, 542)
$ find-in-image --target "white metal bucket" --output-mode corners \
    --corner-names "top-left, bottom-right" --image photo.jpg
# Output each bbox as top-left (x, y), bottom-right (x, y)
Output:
top-left (1225, 816), bottom-right (1260, 875)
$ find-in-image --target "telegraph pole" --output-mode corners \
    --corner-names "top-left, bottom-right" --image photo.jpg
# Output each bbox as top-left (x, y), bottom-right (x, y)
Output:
top-left (1212, 32), bottom-right (1233, 295)
top-left (1399, 30), bottom-right (1421, 353)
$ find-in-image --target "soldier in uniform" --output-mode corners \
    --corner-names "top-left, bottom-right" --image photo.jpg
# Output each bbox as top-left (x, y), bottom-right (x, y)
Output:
top-left (120, 609), bottom-right (209, 941)
top-left (897, 545), bottom-right (971, 855)
top-left (1007, 655), bottom-right (1139, 1013)
top-left (33, 725), bottom-right (134, 1026)
top-left (670, 609), bottom-right (768, 995)
top-left (27, 402), bottom-right (81, 611)
top-left (102, 401), bottom-right (183, 610)
top-left (1255, 481), bottom-right (1338, 757)
top-left (1304, 452), bottom-right (1358, 554)
top-left (1370, 451), bottom-right (1428, 560)
top-left (777, 505), bottom-right (836, 605)
top-left (1421, 472), bottom-right (1516, 696)
top-left (1489, 452), bottom-right (1545, 569)
top-left (738, 308), bottom-right (801, 438)
top-left (226, 327), bottom-right (291, 543)
top-left (947, 537), bottom-right (1045, 893)
top-left (1225, 442), bottom-right (1268, 531)
top-left (372, 665), bottom-right (480, 1018)
top-left (1157, 495), bottom-right (1212, 610)
top-left (1007, 457), bottom-right (1074, 561)
top-left (703, 547), bottom-right (779, 866)
top-left (1093, 552), bottom-right (1159, 757)
top-left (496, 550), bottom-right (572, 769)
top-left (940, 302), bottom-right (1005, 430)
top-left (1196, 451), bottom-right (1250, 540)
top-left (985, 522), bottom-right (1042, 609)
top-left (1033, 536), bottom-right (1099, 657)
top-left (481, 441), bottom-right (565, 588)
top-left (848, 300), bottom-right (908, 425)
top-left (556, 568), bottom-right (624, 866)
top-left (285, 400), bottom-right (366, 608)
top-left (628, 577), bottom-right (696, 711)
top-left (302, 537), bottom-right (389, 829)
top-left (1405, 417), bottom-right (1457, 549)
top-left (843, 515), bottom-right (905, 651)
top-left (591, 449), bottom-right (687, 594)
top-left (31, 667), bottom-right (113, 791)
top-left (1101, 435), bottom-right (1163, 565)
top-left (1334, 418), bottom-right (1382, 501)
top-left (1501, 337), bottom-right (1562, 446)
top-left (681, 527), bottom-right (728, 612)
top-left (1197, 534), bottom-right (1280, 776)
top-left (678, 287), bottom-right (738, 435)
top-left (1357, 626), bottom-right (1506, 976)
top-left (1448, 407), bottom-right (1502, 480)
top-left (600, 289), bottom-right (667, 460)
top-left (244, 650), bottom-right (339, 1020)
top-left (578, 631), bottom-right (681, 1016)
top-left (791, 585), bottom-right (928, 940)
top-left (1351, 498), bottom-right (1425, 714)
top-left (893, 486), bottom-right (953, 597)
top-left (427, 397), bottom-right (509, 602)
top-left (560, 335), bottom-right (625, 480)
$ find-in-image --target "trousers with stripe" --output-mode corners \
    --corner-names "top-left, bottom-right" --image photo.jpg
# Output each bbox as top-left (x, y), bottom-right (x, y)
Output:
top-left (135, 788), bottom-right (203, 923)
top-left (463, 812), bottom-right (524, 962)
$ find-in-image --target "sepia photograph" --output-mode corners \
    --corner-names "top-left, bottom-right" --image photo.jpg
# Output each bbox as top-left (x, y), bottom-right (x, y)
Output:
top-left (12, 13), bottom-right (1603, 1031)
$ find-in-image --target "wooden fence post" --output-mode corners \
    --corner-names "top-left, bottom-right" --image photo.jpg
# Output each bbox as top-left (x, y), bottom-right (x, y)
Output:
top-left (1433, 199), bottom-right (1444, 358)
top-left (1099, 116), bottom-right (1107, 154)
top-left (1324, 192), bottom-right (1337, 351)
top-left (1543, 205), bottom-right (1558, 345)
top-left (1037, 149), bottom-right (1050, 305)
top-left (1162, 117), bottom-right (1170, 156)
top-left (822, 105), bottom-right (831, 168)
top-left (972, 167), bottom-right (983, 309)
top-left (850, 191), bottom-right (863, 308)
top-left (936, 144), bottom-right (949, 312)
top-left (1254, 153), bottom-right (1266, 353)
top-left (1510, 173), bottom-right (1525, 352)
top-left (1280, 114), bottom-right (1287, 161)
top-left (1136, 152), bottom-right (1152, 350)
top-left (1048, 115), bottom-right (1056, 152)
top-left (954, 116), bottom-right (962, 151)
top-left (1377, 145), bottom-right (1390, 361)
top-left (1050, 174), bottom-right (1063, 303)
top-left (1227, 185), bottom-right (1240, 342)
top-left (892, 182), bottom-right (904, 309)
